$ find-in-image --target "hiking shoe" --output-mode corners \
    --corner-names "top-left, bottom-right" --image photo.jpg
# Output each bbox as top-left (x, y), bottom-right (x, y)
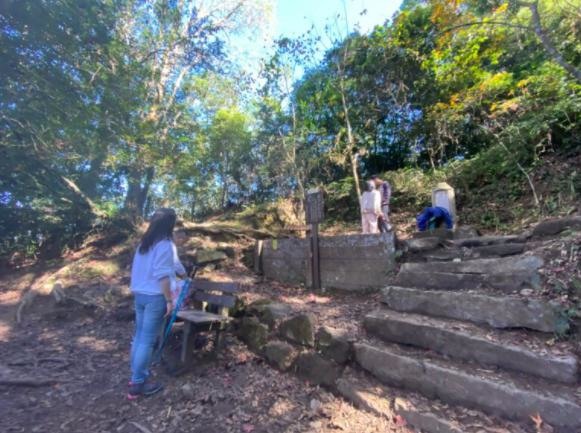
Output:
top-left (127, 381), bottom-right (163, 400)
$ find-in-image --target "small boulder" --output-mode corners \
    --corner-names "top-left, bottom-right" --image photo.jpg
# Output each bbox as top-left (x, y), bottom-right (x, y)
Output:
top-left (405, 237), bottom-right (442, 253)
top-left (533, 216), bottom-right (581, 237)
top-left (317, 326), bottom-right (352, 364)
top-left (294, 352), bottom-right (342, 387)
top-left (239, 317), bottom-right (269, 351)
top-left (279, 313), bottom-right (315, 347)
top-left (181, 383), bottom-right (195, 400)
top-left (263, 340), bottom-right (297, 371)
top-left (248, 300), bottom-right (292, 328)
top-left (453, 225), bottom-right (480, 239)
top-left (196, 249), bottom-right (228, 264)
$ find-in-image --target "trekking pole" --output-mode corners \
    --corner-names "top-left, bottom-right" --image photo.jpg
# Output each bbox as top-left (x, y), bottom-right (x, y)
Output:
top-left (155, 266), bottom-right (198, 362)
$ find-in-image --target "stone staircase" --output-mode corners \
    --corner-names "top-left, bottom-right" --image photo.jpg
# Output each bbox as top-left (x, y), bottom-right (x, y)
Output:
top-left (351, 232), bottom-right (581, 432)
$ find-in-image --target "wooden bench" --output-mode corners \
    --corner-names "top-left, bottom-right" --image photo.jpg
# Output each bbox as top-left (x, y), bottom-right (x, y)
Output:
top-left (176, 278), bottom-right (240, 363)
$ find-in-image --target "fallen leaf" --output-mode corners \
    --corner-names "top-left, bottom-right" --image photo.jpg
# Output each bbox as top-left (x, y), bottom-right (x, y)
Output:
top-left (530, 413), bottom-right (543, 430)
top-left (242, 423), bottom-right (255, 433)
top-left (394, 415), bottom-right (407, 426)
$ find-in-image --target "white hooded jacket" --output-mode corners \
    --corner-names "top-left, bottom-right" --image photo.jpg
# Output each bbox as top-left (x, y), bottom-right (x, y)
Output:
top-left (360, 189), bottom-right (381, 215)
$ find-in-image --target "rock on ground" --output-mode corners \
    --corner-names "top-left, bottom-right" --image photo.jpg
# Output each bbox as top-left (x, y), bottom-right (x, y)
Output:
top-left (453, 226), bottom-right (480, 239)
top-left (532, 216), bottom-right (581, 237)
top-left (238, 316), bottom-right (269, 351)
top-left (248, 300), bottom-right (292, 328)
top-left (196, 249), bottom-right (228, 264)
top-left (263, 340), bottom-right (297, 371)
top-left (294, 352), bottom-right (342, 388)
top-left (279, 313), bottom-right (315, 347)
top-left (316, 326), bottom-right (352, 364)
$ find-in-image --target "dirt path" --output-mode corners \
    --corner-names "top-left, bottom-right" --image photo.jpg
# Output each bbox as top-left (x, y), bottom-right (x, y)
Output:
top-left (3, 225), bottom-right (575, 433)
top-left (0, 263), bottom-right (409, 433)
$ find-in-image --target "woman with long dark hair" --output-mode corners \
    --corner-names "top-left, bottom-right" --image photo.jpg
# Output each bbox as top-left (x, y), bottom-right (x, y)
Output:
top-left (127, 208), bottom-right (181, 399)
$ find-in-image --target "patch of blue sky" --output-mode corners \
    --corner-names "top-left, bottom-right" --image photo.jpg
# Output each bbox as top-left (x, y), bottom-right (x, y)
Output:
top-left (226, 0), bottom-right (402, 82)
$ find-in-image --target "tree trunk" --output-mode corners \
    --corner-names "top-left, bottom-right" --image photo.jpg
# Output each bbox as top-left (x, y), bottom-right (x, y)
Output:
top-left (190, 193), bottom-right (196, 219)
top-left (79, 152), bottom-right (106, 199)
top-left (338, 75), bottom-right (362, 202)
top-left (124, 166), bottom-right (155, 220)
top-left (140, 167), bottom-right (154, 212)
top-left (221, 183), bottom-right (227, 209)
top-left (221, 152), bottom-right (229, 209)
top-left (289, 99), bottom-right (306, 218)
top-left (527, 2), bottom-right (581, 84)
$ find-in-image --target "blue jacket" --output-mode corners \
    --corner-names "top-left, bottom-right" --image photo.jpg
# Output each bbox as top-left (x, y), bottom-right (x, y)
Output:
top-left (417, 206), bottom-right (453, 231)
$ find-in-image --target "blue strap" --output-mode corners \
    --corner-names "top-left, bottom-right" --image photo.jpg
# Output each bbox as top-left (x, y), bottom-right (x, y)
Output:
top-left (157, 278), bottom-right (192, 356)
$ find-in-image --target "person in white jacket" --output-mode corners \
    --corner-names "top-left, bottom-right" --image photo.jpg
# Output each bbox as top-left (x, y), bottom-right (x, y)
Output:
top-left (127, 208), bottom-right (181, 399)
top-left (360, 180), bottom-right (382, 234)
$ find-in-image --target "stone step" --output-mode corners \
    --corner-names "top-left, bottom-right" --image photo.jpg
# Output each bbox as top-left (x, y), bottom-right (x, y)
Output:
top-left (395, 269), bottom-right (540, 292)
top-left (412, 228), bottom-right (454, 240)
top-left (400, 255), bottom-right (542, 275)
top-left (404, 237), bottom-right (443, 253)
top-left (406, 240), bottom-right (526, 263)
top-left (418, 242), bottom-right (526, 262)
top-left (381, 286), bottom-right (568, 333)
top-left (336, 367), bottom-right (532, 433)
top-left (532, 216), bottom-right (581, 237)
top-left (354, 342), bottom-right (581, 431)
top-left (364, 309), bottom-right (578, 383)
top-left (446, 235), bottom-right (526, 248)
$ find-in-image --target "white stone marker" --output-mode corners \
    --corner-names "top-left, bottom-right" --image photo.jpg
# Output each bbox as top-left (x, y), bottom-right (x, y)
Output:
top-left (431, 182), bottom-right (456, 224)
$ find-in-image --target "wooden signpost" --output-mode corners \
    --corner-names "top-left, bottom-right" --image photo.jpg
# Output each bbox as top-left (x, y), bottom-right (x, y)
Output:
top-left (305, 188), bottom-right (324, 291)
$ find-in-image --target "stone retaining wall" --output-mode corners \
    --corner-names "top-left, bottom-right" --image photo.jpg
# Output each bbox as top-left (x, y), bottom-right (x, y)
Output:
top-left (258, 232), bottom-right (396, 290)
top-left (238, 300), bottom-right (351, 388)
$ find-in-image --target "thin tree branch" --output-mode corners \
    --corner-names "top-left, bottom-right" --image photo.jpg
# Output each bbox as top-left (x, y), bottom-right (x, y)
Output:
top-left (526, 1), bottom-right (581, 83)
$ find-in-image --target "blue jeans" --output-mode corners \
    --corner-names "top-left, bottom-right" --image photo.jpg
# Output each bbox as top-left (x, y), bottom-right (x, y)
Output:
top-left (130, 293), bottom-right (166, 384)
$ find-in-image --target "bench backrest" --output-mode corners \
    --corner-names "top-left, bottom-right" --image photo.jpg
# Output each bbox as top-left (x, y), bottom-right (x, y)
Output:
top-left (190, 278), bottom-right (240, 315)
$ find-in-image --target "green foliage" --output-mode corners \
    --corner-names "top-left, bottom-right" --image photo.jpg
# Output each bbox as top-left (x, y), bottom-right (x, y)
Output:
top-left (324, 177), bottom-right (359, 222)
top-left (1, 0), bottom-right (580, 260)
top-left (0, 0), bottom-right (266, 257)
top-left (230, 199), bottom-right (303, 231)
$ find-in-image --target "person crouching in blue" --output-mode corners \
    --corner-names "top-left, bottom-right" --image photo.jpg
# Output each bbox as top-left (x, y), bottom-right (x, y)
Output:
top-left (127, 208), bottom-right (182, 399)
top-left (416, 206), bottom-right (453, 231)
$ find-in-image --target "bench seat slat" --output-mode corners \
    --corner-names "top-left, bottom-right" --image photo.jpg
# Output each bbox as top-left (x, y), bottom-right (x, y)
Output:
top-left (192, 291), bottom-right (236, 308)
top-left (177, 310), bottom-right (230, 324)
top-left (192, 279), bottom-right (240, 293)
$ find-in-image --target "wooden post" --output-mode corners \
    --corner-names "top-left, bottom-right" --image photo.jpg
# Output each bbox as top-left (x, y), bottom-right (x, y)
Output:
top-left (311, 222), bottom-right (320, 291)
top-left (305, 188), bottom-right (324, 291)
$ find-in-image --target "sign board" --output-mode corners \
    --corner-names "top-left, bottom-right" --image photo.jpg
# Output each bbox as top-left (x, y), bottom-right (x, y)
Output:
top-left (305, 188), bottom-right (324, 224)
